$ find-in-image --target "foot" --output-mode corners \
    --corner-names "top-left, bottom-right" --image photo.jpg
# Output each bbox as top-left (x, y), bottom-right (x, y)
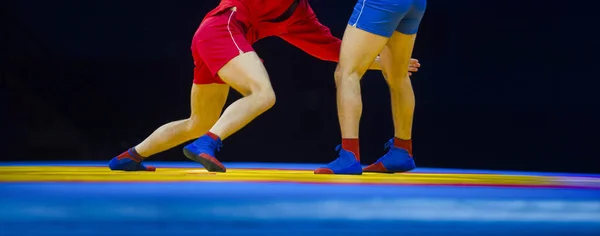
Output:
top-left (314, 145), bottom-right (362, 175)
top-left (363, 138), bottom-right (416, 173)
top-left (108, 149), bottom-right (156, 171)
top-left (183, 134), bottom-right (226, 172)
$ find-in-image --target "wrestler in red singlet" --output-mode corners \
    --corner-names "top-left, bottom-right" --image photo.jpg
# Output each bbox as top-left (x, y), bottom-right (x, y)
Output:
top-left (192, 0), bottom-right (340, 84)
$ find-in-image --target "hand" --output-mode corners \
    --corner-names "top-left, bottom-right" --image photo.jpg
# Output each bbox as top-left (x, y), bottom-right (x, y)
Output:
top-left (369, 57), bottom-right (421, 75)
top-left (408, 58), bottom-right (420, 76)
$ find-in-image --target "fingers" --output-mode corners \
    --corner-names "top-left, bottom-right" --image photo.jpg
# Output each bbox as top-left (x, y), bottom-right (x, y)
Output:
top-left (408, 58), bottom-right (421, 74)
top-left (409, 59), bottom-right (421, 68)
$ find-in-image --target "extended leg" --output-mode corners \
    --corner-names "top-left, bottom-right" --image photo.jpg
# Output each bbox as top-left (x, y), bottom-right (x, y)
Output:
top-left (108, 83), bottom-right (229, 171)
top-left (135, 83), bottom-right (229, 156)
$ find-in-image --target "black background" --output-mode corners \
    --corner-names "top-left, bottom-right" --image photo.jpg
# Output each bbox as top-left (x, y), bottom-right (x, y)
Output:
top-left (2, 0), bottom-right (599, 173)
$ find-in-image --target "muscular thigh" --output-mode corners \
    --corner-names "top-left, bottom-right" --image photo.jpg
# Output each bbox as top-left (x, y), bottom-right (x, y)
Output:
top-left (339, 0), bottom-right (422, 75)
top-left (217, 52), bottom-right (272, 97)
top-left (379, 32), bottom-right (417, 83)
top-left (338, 25), bottom-right (388, 76)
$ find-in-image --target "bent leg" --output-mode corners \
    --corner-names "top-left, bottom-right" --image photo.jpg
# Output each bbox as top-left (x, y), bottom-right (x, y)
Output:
top-left (208, 52), bottom-right (275, 140)
top-left (183, 52), bottom-right (275, 172)
top-left (182, 8), bottom-right (273, 172)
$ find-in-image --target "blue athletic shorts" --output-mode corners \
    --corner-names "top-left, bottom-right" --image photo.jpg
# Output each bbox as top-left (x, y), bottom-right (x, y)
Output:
top-left (348, 0), bottom-right (427, 37)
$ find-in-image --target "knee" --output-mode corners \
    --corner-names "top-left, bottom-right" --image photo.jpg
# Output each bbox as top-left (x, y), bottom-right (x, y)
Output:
top-left (255, 87), bottom-right (276, 110)
top-left (334, 65), bottom-right (361, 87)
top-left (247, 84), bottom-right (276, 111)
top-left (383, 69), bottom-right (411, 88)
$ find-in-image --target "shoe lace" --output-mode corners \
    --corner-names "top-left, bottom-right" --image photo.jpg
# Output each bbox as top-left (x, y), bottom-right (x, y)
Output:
top-left (327, 145), bottom-right (344, 165)
top-left (210, 141), bottom-right (222, 152)
top-left (335, 144), bottom-right (342, 153)
top-left (384, 138), bottom-right (394, 151)
top-left (198, 137), bottom-right (222, 152)
top-left (374, 139), bottom-right (395, 162)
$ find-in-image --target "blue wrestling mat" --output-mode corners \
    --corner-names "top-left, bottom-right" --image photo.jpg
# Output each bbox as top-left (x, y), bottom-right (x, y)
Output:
top-left (0, 162), bottom-right (599, 235)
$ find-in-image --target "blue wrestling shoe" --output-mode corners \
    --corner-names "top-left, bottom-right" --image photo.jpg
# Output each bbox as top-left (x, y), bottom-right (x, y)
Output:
top-left (183, 134), bottom-right (226, 172)
top-left (108, 148), bottom-right (156, 171)
top-left (314, 145), bottom-right (363, 175)
top-left (363, 138), bottom-right (416, 173)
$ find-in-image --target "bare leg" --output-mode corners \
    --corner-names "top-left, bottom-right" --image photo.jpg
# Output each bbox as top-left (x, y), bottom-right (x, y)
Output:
top-left (182, 52), bottom-right (275, 172)
top-left (379, 32), bottom-right (417, 140)
top-left (109, 83), bottom-right (229, 171)
top-left (335, 25), bottom-right (389, 141)
top-left (314, 25), bottom-right (389, 175)
top-left (134, 83), bottom-right (229, 157)
top-left (207, 52), bottom-right (276, 140)
top-left (363, 32), bottom-right (418, 173)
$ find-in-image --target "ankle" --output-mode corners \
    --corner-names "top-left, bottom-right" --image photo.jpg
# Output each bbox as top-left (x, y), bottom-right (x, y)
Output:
top-left (206, 131), bottom-right (221, 141)
top-left (393, 137), bottom-right (412, 156)
top-left (342, 138), bottom-right (360, 160)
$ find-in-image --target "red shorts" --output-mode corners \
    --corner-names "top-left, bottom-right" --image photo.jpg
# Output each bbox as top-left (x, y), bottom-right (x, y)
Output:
top-left (191, 9), bottom-right (255, 84)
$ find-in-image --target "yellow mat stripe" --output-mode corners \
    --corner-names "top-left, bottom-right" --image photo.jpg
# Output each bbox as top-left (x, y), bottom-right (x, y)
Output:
top-left (2, 166), bottom-right (599, 187)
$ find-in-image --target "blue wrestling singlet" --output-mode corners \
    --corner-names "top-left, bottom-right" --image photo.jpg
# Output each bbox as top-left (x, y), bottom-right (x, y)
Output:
top-left (348, 0), bottom-right (427, 37)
